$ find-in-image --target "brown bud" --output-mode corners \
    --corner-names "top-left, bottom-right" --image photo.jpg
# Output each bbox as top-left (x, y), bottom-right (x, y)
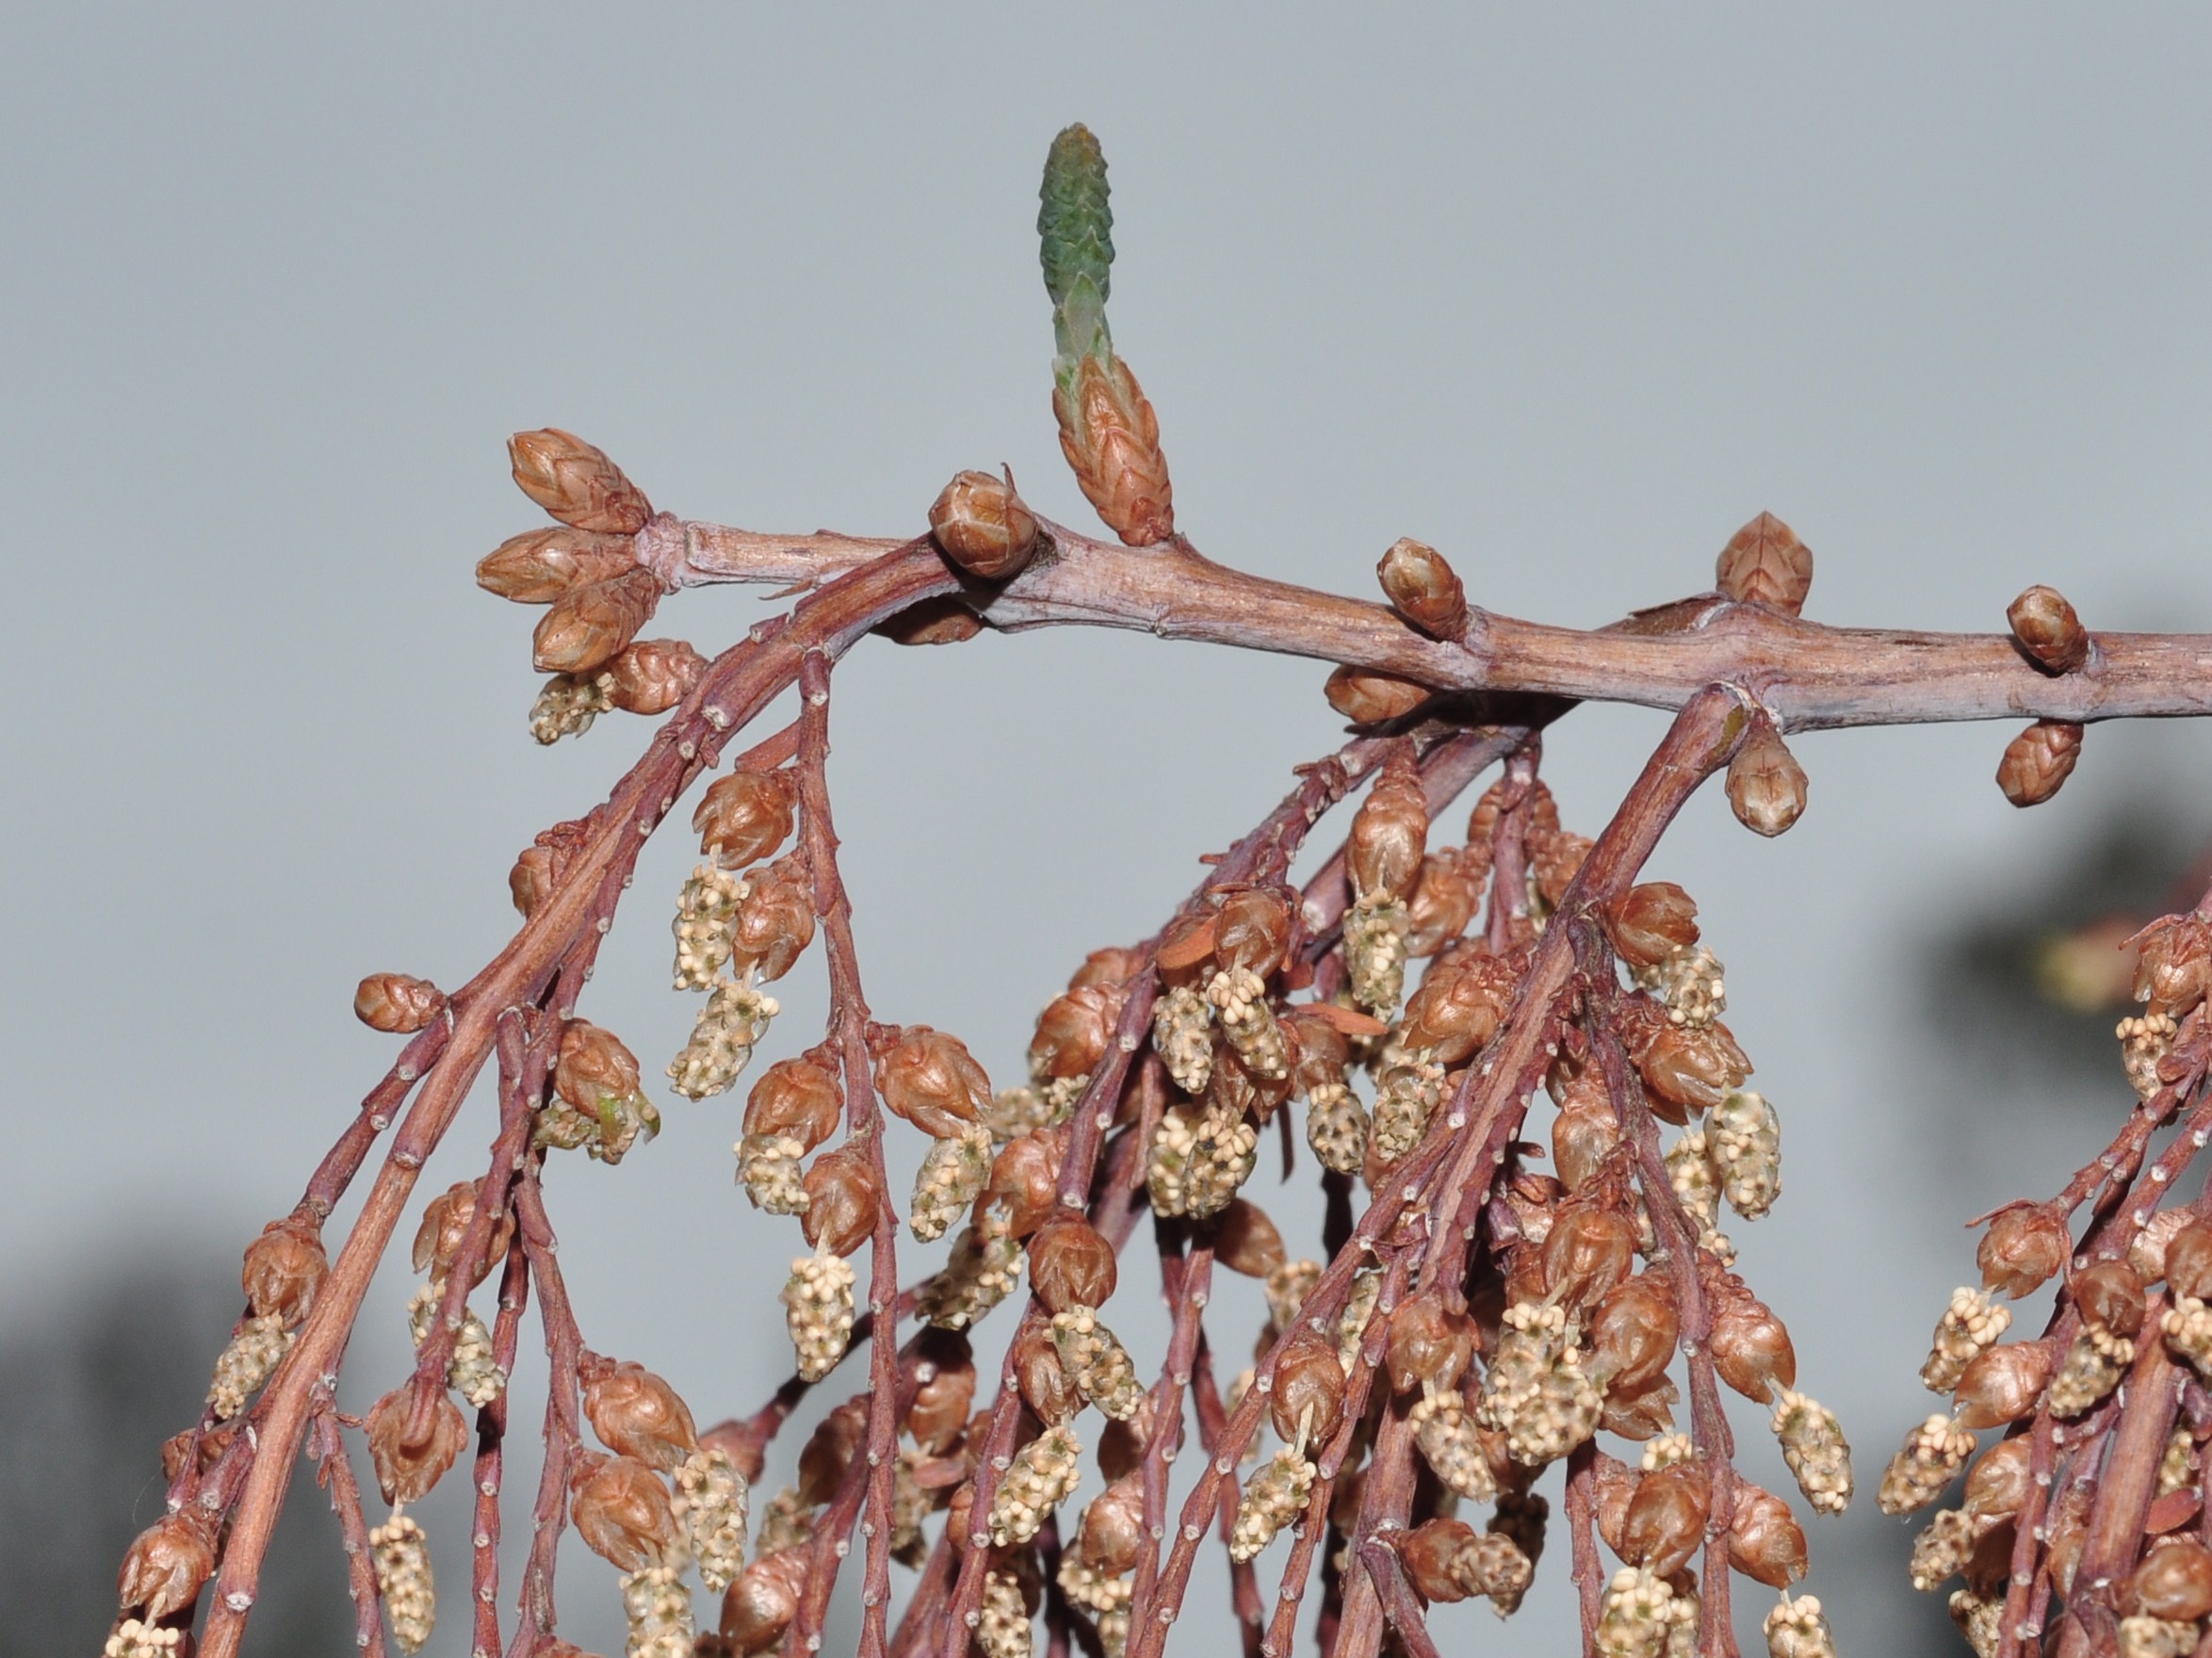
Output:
top-left (1014, 1320), bottom-right (1081, 1424)
top-left (1551, 1081), bottom-right (1621, 1194)
top-left (161, 1423), bottom-right (237, 1482)
top-left (907, 1333), bottom-right (977, 1455)
top-left (1212, 1199), bottom-right (1288, 1278)
top-left (1620, 1460), bottom-right (1709, 1578)
top-left (1715, 512), bottom-right (1813, 615)
top-left (2007, 585), bottom-right (2090, 675)
top-left (603, 638), bottom-right (707, 715)
top-left (1602, 884), bottom-right (1701, 972)
top-left (800, 1145), bottom-right (883, 1259)
top-left (581, 1357), bottom-right (698, 1471)
top-left (875, 595), bottom-right (984, 645)
top-left (1953, 1341), bottom-right (2055, 1429)
top-left (2133, 915), bottom-right (2212, 1018)
top-left (743, 1054), bottom-right (845, 1153)
top-left (1029, 1215), bottom-right (1117, 1314)
top-left (1282, 1007), bottom-right (1352, 1097)
top-left (1030, 987), bottom-right (1114, 1081)
top-left (1961, 1436), bottom-right (2035, 1524)
top-left (1726, 719), bottom-right (1808, 837)
top-left (797, 1399), bottom-right (868, 1505)
top-left (1271, 1328), bottom-right (1347, 1446)
top-left (984, 1130), bottom-right (1065, 1242)
top-left (509, 842), bottom-right (558, 918)
top-left (1400, 1518), bottom-right (1481, 1602)
top-left (1384, 1291), bottom-right (1474, 1395)
top-left (1726, 1481), bottom-right (1808, 1588)
top-left (2073, 1260), bottom-right (2146, 1341)
top-left (2167, 1220), bottom-right (2212, 1301)
top-left (874, 1025), bottom-right (992, 1138)
top-left (556, 1020), bottom-right (642, 1111)
top-left (1071, 947), bottom-right (1145, 991)
top-left (1978, 1204), bottom-right (2069, 1299)
top-left (1324, 665), bottom-right (1431, 725)
top-left (366, 1382), bottom-right (469, 1504)
top-left (1400, 953), bottom-right (1518, 1066)
top-left (721, 1548), bottom-right (810, 1654)
top-left (727, 853), bottom-right (817, 983)
top-left (1540, 1207), bottom-right (1636, 1314)
top-left (478, 526), bottom-right (638, 603)
top-left (410, 1179), bottom-right (515, 1287)
top-left (241, 1212), bottom-right (328, 1326)
top-left (1602, 1375), bottom-right (1680, 1441)
top-left (353, 971), bottom-right (445, 1034)
top-left (533, 566), bottom-right (662, 675)
top-left (930, 469), bottom-right (1041, 580)
top-left (118, 1510), bottom-right (217, 1619)
top-left (2123, 1540), bottom-right (2212, 1620)
top-left (1530, 829), bottom-right (1594, 909)
top-left (1098, 1400), bottom-right (1155, 1482)
top-left (1636, 1021), bottom-right (1751, 1120)
top-left (1407, 845), bottom-right (1488, 958)
top-left (1376, 537), bottom-right (1469, 640)
top-left (1996, 720), bottom-right (2084, 808)
top-left (509, 429), bottom-right (653, 534)
top-left (1214, 886), bottom-right (1294, 978)
top-left (569, 1450), bottom-right (678, 1571)
top-left (1710, 1276), bottom-right (1797, 1402)
top-left (1586, 1274), bottom-right (1680, 1394)
top-left (1350, 748), bottom-right (1429, 903)
top-left (1054, 350), bottom-right (1174, 545)
top-left (1077, 1476), bottom-right (1147, 1574)
top-left (694, 770), bottom-right (797, 870)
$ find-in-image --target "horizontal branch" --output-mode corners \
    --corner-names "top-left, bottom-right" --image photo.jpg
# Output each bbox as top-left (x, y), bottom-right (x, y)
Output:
top-left (650, 514), bottom-right (2212, 730)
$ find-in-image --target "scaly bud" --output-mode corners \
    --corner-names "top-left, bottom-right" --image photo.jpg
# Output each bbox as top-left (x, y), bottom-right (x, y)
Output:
top-left (1727, 718), bottom-right (1808, 837)
top-left (581, 1357), bottom-right (699, 1472)
top-left (2122, 1541), bottom-right (2212, 1620)
top-left (477, 526), bottom-right (638, 602)
top-left (720, 1549), bottom-right (809, 1655)
top-left (800, 1145), bottom-right (883, 1259)
top-left (1953, 1341), bottom-right (2054, 1429)
top-left (353, 971), bottom-right (445, 1034)
top-left (1350, 747), bottom-right (1429, 904)
top-left (694, 770), bottom-right (797, 870)
top-left (1716, 512), bottom-right (1814, 614)
top-left (1996, 720), bottom-right (2084, 807)
top-left (874, 1025), bottom-right (993, 1138)
top-left (2007, 585), bottom-right (2090, 675)
top-left (1727, 1480), bottom-right (1809, 1588)
top-left (1978, 1204), bottom-right (2069, 1298)
top-left (1376, 537), bottom-right (1469, 640)
top-left (532, 566), bottom-right (662, 675)
top-left (931, 470), bottom-right (1041, 581)
top-left (1324, 665), bottom-right (1430, 724)
top-left (1029, 1215), bottom-right (1117, 1314)
top-left (509, 429), bottom-right (653, 533)
top-left (117, 1511), bottom-right (216, 1620)
top-left (570, 1451), bottom-right (679, 1571)
top-left (1602, 883), bottom-right (1701, 971)
top-left (241, 1211), bottom-right (328, 1326)
top-left (1270, 1329), bottom-right (1347, 1447)
top-left (604, 639), bottom-right (706, 715)
top-left (411, 1178), bottom-right (514, 1285)
top-left (366, 1383), bottom-right (468, 1504)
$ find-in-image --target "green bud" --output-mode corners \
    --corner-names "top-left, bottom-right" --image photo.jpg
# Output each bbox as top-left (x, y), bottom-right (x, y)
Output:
top-left (1039, 123), bottom-right (1114, 369)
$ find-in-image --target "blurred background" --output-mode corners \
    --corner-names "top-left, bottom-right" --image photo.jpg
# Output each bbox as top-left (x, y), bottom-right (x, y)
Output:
top-left (5, 8), bottom-right (2211, 1655)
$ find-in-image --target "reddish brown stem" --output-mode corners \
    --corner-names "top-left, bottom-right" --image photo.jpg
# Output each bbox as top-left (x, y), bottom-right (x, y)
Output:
top-left (307, 1399), bottom-right (387, 1658)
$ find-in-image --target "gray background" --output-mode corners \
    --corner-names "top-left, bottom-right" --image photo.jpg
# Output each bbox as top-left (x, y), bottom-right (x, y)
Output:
top-left (6, 8), bottom-right (2211, 1655)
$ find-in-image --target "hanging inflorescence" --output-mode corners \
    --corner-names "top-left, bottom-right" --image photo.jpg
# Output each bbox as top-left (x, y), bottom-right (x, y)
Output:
top-left (104, 119), bottom-right (2212, 1658)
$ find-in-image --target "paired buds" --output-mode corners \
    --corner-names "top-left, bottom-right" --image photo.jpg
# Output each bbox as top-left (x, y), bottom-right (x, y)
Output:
top-left (1995, 585), bottom-right (2092, 806)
